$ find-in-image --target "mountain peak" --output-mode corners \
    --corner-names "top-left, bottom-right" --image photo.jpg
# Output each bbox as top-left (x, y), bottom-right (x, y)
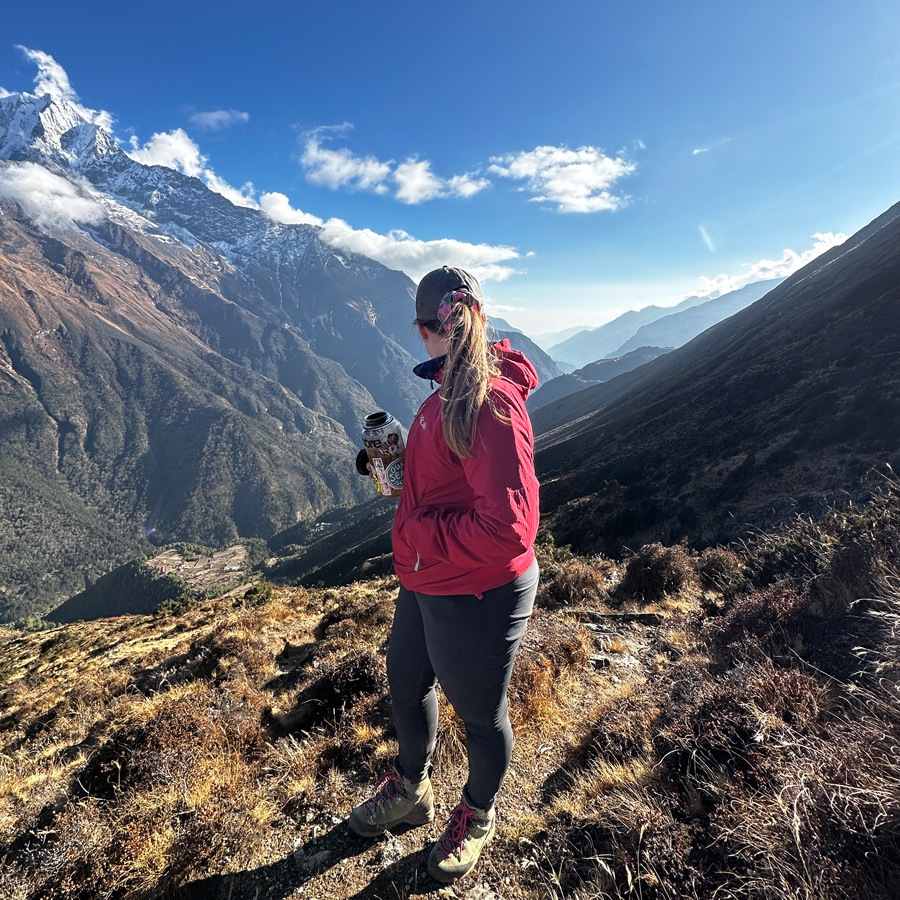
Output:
top-left (0, 91), bottom-right (114, 166)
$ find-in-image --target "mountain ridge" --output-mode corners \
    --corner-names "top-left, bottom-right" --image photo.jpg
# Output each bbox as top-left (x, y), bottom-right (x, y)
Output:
top-left (547, 291), bottom-right (712, 366)
top-left (610, 278), bottom-right (782, 357)
top-left (533, 200), bottom-right (900, 552)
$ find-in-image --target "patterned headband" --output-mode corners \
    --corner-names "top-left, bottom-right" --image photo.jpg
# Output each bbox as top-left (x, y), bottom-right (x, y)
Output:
top-left (436, 289), bottom-right (483, 332)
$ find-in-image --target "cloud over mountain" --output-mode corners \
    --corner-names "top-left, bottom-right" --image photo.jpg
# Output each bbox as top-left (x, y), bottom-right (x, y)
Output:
top-left (127, 128), bottom-right (207, 177)
top-left (123, 128), bottom-right (519, 280)
top-left (16, 45), bottom-right (114, 132)
top-left (317, 220), bottom-right (520, 283)
top-left (258, 193), bottom-right (521, 282)
top-left (0, 162), bottom-right (105, 231)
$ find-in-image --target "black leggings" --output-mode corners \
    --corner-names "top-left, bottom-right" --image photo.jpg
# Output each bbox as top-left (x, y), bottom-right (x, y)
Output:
top-left (386, 559), bottom-right (539, 810)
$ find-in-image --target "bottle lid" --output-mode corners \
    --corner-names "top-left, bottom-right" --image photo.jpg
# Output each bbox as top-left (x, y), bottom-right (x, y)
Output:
top-left (364, 411), bottom-right (391, 429)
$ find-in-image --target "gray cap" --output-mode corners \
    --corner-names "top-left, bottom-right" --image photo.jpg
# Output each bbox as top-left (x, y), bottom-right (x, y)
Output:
top-left (415, 266), bottom-right (483, 322)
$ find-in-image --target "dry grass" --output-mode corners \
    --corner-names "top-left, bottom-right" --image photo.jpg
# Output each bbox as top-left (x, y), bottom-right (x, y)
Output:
top-left (2, 484), bottom-right (900, 898)
top-left (535, 538), bottom-right (616, 609)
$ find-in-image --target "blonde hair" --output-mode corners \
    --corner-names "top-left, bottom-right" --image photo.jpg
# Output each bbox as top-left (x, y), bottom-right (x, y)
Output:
top-left (418, 302), bottom-right (503, 458)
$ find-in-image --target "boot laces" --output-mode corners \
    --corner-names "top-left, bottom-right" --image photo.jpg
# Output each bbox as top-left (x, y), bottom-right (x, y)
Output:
top-left (439, 802), bottom-right (480, 859)
top-left (363, 769), bottom-right (405, 816)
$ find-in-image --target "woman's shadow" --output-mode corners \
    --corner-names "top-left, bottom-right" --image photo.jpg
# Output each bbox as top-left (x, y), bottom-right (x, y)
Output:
top-left (176, 820), bottom-right (439, 899)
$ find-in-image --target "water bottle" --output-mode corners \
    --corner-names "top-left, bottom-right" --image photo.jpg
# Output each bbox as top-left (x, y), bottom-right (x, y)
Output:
top-left (359, 411), bottom-right (406, 498)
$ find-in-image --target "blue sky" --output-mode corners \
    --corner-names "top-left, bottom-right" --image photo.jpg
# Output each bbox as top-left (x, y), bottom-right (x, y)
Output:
top-left (1, 0), bottom-right (899, 335)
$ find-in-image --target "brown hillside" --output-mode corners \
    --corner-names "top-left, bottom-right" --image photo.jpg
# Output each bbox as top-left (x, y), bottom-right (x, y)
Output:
top-left (0, 205), bottom-right (373, 619)
top-left (2, 480), bottom-right (899, 899)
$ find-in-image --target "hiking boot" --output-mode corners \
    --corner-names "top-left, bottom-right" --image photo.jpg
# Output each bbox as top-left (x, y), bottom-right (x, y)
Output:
top-left (427, 793), bottom-right (496, 883)
top-left (348, 766), bottom-right (434, 837)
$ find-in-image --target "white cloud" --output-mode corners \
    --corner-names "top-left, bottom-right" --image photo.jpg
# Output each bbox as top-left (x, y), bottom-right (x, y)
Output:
top-left (258, 191), bottom-right (520, 282)
top-left (394, 159), bottom-right (489, 204)
top-left (301, 129), bottom-right (489, 204)
top-left (0, 162), bottom-right (105, 231)
top-left (699, 224), bottom-right (715, 252)
top-left (128, 128), bottom-right (207, 177)
top-left (302, 131), bottom-right (392, 194)
top-left (189, 109), bottom-right (250, 131)
top-left (203, 171), bottom-right (257, 208)
top-left (259, 191), bottom-right (323, 225)
top-left (692, 137), bottom-right (731, 156)
top-left (126, 128), bottom-right (257, 207)
top-left (394, 159), bottom-right (446, 203)
top-left (446, 173), bottom-right (489, 198)
top-left (321, 220), bottom-right (520, 283)
top-left (19, 46), bottom-right (77, 103)
top-left (696, 232), bottom-right (848, 297)
top-left (488, 303), bottom-right (526, 314)
top-left (17, 46), bottom-right (114, 132)
top-left (489, 145), bottom-right (636, 213)
top-left (0, 87), bottom-right (12, 99)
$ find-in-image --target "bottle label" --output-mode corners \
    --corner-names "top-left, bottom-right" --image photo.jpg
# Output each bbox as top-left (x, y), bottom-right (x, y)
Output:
top-left (362, 411), bottom-right (405, 498)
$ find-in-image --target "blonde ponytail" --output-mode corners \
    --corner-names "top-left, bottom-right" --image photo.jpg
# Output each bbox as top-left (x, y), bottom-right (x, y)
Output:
top-left (428, 302), bottom-right (502, 458)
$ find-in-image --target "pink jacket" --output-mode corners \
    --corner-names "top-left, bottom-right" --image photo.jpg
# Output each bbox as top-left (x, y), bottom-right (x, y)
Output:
top-left (392, 341), bottom-right (540, 596)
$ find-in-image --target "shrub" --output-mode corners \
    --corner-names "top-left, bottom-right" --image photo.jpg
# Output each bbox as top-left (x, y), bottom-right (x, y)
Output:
top-left (234, 581), bottom-right (275, 609)
top-left (537, 557), bottom-right (610, 608)
top-left (697, 547), bottom-right (748, 594)
top-left (704, 585), bottom-right (810, 663)
top-left (156, 594), bottom-right (200, 616)
top-left (739, 467), bottom-right (900, 592)
top-left (618, 544), bottom-right (700, 604)
top-left (740, 516), bottom-right (836, 589)
top-left (535, 536), bottom-right (612, 608)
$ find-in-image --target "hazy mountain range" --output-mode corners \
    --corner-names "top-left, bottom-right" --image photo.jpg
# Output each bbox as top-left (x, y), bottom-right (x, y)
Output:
top-left (611, 278), bottom-right (782, 357)
top-left (547, 278), bottom-right (783, 368)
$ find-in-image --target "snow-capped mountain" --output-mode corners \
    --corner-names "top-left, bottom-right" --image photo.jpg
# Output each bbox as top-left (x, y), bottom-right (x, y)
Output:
top-left (1, 90), bottom-right (428, 416)
top-left (0, 90), bottom-right (436, 621)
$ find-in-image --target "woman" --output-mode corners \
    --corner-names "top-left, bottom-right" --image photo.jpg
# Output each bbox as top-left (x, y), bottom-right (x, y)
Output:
top-left (348, 266), bottom-right (541, 884)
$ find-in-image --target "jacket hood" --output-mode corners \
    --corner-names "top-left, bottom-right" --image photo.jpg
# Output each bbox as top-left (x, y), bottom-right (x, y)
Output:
top-left (494, 339), bottom-right (539, 396)
top-left (412, 339), bottom-right (539, 397)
